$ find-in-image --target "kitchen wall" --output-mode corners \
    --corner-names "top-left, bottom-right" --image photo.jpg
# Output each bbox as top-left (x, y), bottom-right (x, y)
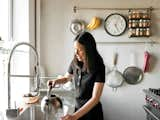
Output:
top-left (39, 0), bottom-right (160, 120)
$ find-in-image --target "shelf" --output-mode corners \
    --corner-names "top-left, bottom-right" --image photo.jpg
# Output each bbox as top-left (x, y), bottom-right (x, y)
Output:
top-left (129, 18), bottom-right (151, 20)
top-left (129, 27), bottom-right (150, 29)
top-left (143, 105), bottom-right (160, 120)
top-left (128, 9), bottom-right (152, 37)
top-left (129, 35), bottom-right (151, 38)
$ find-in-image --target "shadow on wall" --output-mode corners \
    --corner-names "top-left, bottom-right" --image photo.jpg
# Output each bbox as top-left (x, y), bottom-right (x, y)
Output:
top-left (149, 53), bottom-right (158, 72)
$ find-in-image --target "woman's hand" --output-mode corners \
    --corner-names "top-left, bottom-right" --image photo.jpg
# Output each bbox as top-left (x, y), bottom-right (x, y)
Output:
top-left (60, 114), bottom-right (77, 120)
top-left (47, 79), bottom-right (56, 88)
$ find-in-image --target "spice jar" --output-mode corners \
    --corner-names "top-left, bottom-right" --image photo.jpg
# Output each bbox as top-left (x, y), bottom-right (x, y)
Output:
top-left (147, 20), bottom-right (151, 27)
top-left (143, 20), bottom-right (147, 27)
top-left (128, 29), bottom-right (133, 37)
top-left (128, 20), bottom-right (132, 28)
top-left (132, 11), bottom-right (136, 19)
top-left (136, 28), bottom-right (140, 36)
top-left (136, 11), bottom-right (140, 19)
top-left (128, 11), bottom-right (132, 19)
top-left (139, 19), bottom-right (143, 27)
top-left (132, 20), bottom-right (135, 27)
top-left (139, 28), bottom-right (143, 36)
top-left (146, 28), bottom-right (151, 36)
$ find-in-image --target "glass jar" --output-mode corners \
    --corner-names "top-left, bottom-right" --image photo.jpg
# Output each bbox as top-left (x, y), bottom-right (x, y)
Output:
top-left (139, 28), bottom-right (143, 36)
top-left (143, 20), bottom-right (147, 27)
top-left (136, 28), bottom-right (140, 36)
top-left (139, 19), bottom-right (143, 27)
top-left (128, 20), bottom-right (132, 28)
top-left (146, 28), bottom-right (151, 36)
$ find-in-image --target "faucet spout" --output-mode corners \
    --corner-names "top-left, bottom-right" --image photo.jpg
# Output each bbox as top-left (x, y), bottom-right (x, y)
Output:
top-left (7, 42), bottom-right (40, 109)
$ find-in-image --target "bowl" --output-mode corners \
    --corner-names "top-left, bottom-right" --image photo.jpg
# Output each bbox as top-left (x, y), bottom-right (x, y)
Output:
top-left (23, 93), bottom-right (40, 104)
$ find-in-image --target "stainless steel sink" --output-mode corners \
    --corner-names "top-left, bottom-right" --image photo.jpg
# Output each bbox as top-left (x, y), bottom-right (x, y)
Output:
top-left (9, 89), bottom-right (76, 120)
top-left (16, 105), bottom-right (44, 120)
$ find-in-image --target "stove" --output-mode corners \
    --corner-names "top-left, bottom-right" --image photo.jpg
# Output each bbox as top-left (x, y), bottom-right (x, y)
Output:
top-left (143, 88), bottom-right (160, 120)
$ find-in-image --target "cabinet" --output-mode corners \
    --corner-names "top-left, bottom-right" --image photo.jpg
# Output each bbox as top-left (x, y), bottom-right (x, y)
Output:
top-left (128, 9), bottom-right (152, 37)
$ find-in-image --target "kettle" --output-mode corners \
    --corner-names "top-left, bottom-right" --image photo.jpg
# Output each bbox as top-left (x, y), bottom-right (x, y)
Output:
top-left (41, 86), bottom-right (63, 114)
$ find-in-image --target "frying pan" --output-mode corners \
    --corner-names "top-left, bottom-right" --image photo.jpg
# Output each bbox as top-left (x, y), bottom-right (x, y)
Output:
top-left (123, 52), bottom-right (143, 85)
top-left (106, 53), bottom-right (124, 90)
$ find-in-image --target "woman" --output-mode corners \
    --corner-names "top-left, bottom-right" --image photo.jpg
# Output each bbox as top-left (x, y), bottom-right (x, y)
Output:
top-left (47, 32), bottom-right (105, 120)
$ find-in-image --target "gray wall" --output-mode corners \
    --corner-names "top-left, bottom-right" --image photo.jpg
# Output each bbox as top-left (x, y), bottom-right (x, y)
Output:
top-left (39, 0), bottom-right (160, 120)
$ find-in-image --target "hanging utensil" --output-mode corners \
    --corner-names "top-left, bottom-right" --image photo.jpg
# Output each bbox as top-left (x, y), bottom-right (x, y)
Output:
top-left (106, 53), bottom-right (124, 91)
top-left (70, 19), bottom-right (85, 35)
top-left (143, 51), bottom-right (151, 73)
top-left (123, 52), bottom-right (143, 85)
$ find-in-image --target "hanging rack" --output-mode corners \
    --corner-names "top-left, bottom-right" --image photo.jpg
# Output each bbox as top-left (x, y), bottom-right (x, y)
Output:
top-left (73, 6), bottom-right (160, 44)
top-left (73, 6), bottom-right (160, 13)
top-left (96, 41), bottom-right (158, 45)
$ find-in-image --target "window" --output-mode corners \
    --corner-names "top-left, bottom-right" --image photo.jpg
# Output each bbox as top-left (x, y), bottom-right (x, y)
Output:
top-left (0, 0), bottom-right (31, 111)
top-left (0, 0), bottom-right (10, 111)
top-left (0, 0), bottom-right (10, 41)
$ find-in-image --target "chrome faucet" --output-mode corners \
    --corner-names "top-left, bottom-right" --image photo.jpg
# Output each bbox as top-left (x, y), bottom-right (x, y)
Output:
top-left (6, 42), bottom-right (40, 118)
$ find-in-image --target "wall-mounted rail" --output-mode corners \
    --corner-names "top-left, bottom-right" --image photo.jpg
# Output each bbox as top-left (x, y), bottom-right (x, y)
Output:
top-left (73, 6), bottom-right (160, 13)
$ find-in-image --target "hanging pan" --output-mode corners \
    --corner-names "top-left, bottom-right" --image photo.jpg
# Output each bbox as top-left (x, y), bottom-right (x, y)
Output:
top-left (123, 66), bottom-right (143, 84)
top-left (123, 52), bottom-right (143, 85)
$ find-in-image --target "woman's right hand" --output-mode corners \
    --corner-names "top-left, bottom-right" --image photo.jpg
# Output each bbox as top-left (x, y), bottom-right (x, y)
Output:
top-left (47, 79), bottom-right (56, 88)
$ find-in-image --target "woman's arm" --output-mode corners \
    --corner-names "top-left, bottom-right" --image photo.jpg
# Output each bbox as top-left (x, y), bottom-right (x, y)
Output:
top-left (61, 82), bottom-right (104, 120)
top-left (73, 82), bottom-right (104, 119)
top-left (47, 72), bottom-right (73, 87)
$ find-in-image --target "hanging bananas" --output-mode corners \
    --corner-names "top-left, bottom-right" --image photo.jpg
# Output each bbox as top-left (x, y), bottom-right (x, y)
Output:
top-left (87, 17), bottom-right (101, 30)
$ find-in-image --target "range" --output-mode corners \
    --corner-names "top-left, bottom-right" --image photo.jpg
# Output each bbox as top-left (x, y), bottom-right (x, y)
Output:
top-left (143, 88), bottom-right (160, 120)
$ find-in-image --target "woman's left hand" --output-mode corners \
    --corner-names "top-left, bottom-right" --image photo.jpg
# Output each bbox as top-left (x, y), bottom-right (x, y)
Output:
top-left (60, 114), bottom-right (77, 120)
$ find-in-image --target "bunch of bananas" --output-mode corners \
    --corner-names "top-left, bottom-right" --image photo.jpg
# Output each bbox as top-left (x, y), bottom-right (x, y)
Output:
top-left (86, 17), bottom-right (101, 30)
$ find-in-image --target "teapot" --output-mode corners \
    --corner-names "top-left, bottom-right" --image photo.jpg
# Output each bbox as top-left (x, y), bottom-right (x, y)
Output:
top-left (41, 86), bottom-right (63, 114)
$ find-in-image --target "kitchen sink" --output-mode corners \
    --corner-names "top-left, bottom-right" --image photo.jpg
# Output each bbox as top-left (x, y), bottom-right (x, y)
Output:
top-left (9, 89), bottom-right (76, 120)
top-left (16, 105), bottom-right (44, 120)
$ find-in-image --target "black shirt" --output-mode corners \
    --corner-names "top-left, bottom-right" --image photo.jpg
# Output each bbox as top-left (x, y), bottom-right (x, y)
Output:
top-left (68, 60), bottom-right (105, 108)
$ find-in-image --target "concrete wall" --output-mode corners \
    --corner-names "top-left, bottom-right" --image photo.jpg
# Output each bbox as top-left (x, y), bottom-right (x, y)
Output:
top-left (39, 0), bottom-right (160, 120)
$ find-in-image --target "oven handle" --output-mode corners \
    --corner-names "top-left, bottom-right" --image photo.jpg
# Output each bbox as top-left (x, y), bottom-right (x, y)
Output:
top-left (143, 105), bottom-right (160, 120)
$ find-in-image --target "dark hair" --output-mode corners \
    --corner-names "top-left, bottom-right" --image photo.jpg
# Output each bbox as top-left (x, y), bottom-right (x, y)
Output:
top-left (73, 31), bottom-right (104, 73)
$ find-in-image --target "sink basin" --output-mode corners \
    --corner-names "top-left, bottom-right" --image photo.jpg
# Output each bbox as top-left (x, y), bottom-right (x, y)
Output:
top-left (16, 105), bottom-right (44, 120)
top-left (9, 89), bottom-right (76, 120)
